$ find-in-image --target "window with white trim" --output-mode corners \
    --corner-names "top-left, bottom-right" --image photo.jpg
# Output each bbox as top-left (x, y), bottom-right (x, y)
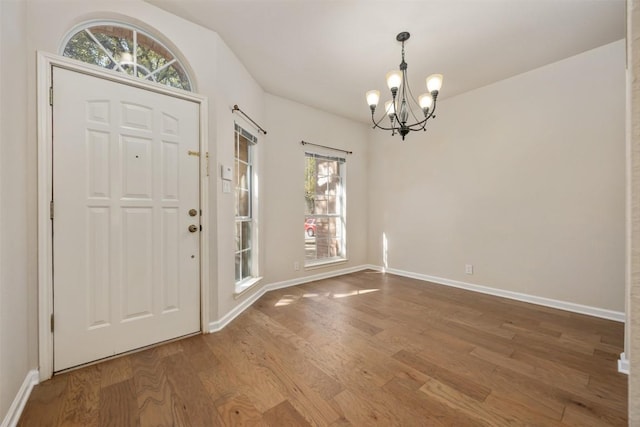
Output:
top-left (304, 152), bottom-right (346, 266)
top-left (62, 22), bottom-right (192, 91)
top-left (235, 124), bottom-right (257, 284)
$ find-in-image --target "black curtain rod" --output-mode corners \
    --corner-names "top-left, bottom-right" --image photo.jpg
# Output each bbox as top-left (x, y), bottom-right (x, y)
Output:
top-left (232, 104), bottom-right (267, 135)
top-left (301, 140), bottom-right (352, 155)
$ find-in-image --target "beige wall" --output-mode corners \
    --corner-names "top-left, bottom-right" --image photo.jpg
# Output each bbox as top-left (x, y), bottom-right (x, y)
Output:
top-left (369, 40), bottom-right (626, 312)
top-left (263, 94), bottom-right (370, 284)
top-left (211, 38), bottom-right (265, 320)
top-left (0, 0), bottom-right (32, 419)
top-left (628, 0), bottom-right (640, 422)
top-left (0, 0), bottom-right (632, 422)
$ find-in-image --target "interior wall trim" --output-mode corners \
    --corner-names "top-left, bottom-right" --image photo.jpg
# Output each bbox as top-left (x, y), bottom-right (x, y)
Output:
top-left (209, 263), bottom-right (624, 335)
top-left (618, 352), bottom-right (630, 374)
top-left (1, 369), bottom-right (39, 427)
top-left (375, 266), bottom-right (625, 322)
top-left (209, 264), bottom-right (375, 332)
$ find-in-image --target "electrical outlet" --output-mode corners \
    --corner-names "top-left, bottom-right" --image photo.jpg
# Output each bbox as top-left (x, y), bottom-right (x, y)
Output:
top-left (293, 261), bottom-right (300, 271)
top-left (465, 264), bottom-right (473, 275)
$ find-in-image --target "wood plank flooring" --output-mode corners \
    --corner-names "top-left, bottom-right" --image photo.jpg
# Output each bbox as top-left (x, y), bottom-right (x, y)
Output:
top-left (19, 271), bottom-right (627, 426)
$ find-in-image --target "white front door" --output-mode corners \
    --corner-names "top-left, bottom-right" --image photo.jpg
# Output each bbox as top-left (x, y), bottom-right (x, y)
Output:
top-left (52, 66), bottom-right (201, 371)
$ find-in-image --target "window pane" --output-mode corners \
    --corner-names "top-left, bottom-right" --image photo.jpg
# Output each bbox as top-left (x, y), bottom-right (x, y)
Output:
top-left (91, 28), bottom-right (134, 75)
top-left (304, 157), bottom-right (317, 215)
top-left (237, 162), bottom-right (249, 190)
top-left (235, 221), bottom-right (241, 251)
top-left (241, 221), bottom-right (252, 251)
top-left (304, 153), bottom-right (346, 266)
top-left (235, 252), bottom-right (241, 282)
top-left (135, 31), bottom-right (192, 89)
top-left (155, 63), bottom-right (191, 91)
top-left (238, 136), bottom-right (249, 162)
top-left (314, 217), bottom-right (327, 238)
top-left (315, 238), bottom-right (330, 259)
top-left (327, 195), bottom-right (337, 215)
top-left (313, 195), bottom-right (326, 215)
top-left (136, 43), bottom-right (170, 79)
top-left (91, 24), bottom-right (133, 42)
top-left (234, 188), bottom-right (239, 216)
top-left (242, 249), bottom-right (252, 280)
top-left (62, 23), bottom-right (192, 91)
top-left (238, 189), bottom-right (250, 217)
top-left (63, 31), bottom-right (114, 69)
top-left (305, 245), bottom-right (317, 261)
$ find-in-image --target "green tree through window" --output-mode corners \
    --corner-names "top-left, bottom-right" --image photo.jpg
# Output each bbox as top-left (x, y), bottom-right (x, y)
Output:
top-left (62, 23), bottom-right (191, 91)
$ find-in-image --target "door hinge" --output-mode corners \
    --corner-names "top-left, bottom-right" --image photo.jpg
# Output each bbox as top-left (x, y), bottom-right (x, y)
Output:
top-left (50, 200), bottom-right (54, 220)
top-left (50, 314), bottom-right (54, 333)
top-left (49, 87), bottom-right (53, 106)
top-left (206, 152), bottom-right (210, 176)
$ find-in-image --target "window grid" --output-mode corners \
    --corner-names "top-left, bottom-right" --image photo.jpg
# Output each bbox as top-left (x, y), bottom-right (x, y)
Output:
top-left (62, 22), bottom-right (192, 91)
top-left (235, 125), bottom-right (256, 284)
top-left (304, 152), bottom-right (346, 265)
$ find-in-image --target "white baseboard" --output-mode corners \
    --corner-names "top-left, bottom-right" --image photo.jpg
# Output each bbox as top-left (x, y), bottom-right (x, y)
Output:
top-left (208, 263), bottom-right (624, 333)
top-left (209, 264), bottom-right (373, 332)
top-left (618, 352), bottom-right (629, 374)
top-left (1, 369), bottom-right (39, 427)
top-left (383, 267), bottom-right (625, 322)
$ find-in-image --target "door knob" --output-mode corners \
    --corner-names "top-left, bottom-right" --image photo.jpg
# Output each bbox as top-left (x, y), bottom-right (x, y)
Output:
top-left (188, 209), bottom-right (198, 217)
top-left (188, 224), bottom-right (198, 233)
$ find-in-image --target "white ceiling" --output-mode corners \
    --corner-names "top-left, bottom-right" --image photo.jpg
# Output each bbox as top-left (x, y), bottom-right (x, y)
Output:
top-left (146, 0), bottom-right (625, 124)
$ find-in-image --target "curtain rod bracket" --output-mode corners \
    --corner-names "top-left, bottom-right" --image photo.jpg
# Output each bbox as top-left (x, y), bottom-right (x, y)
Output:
top-left (232, 104), bottom-right (267, 135)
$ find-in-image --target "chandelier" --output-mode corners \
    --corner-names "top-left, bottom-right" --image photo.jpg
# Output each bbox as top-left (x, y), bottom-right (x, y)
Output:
top-left (366, 32), bottom-right (443, 140)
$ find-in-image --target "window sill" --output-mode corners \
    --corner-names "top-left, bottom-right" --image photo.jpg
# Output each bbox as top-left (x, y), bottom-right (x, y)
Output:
top-left (304, 258), bottom-right (348, 271)
top-left (234, 276), bottom-right (263, 299)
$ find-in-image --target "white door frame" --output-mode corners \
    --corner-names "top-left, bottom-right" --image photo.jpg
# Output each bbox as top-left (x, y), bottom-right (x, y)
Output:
top-left (36, 52), bottom-right (210, 381)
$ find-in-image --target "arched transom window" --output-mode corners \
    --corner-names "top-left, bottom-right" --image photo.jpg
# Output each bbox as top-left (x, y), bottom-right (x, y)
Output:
top-left (62, 23), bottom-right (192, 91)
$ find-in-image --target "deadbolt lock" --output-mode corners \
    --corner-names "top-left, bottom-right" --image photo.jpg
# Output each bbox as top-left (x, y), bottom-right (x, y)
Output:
top-left (188, 209), bottom-right (198, 217)
top-left (188, 224), bottom-right (198, 233)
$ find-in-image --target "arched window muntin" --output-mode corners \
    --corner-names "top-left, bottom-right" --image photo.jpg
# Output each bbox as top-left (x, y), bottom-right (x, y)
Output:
top-left (61, 21), bottom-right (193, 91)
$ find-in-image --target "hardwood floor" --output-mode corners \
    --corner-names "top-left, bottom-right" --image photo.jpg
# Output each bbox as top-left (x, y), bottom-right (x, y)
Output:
top-left (19, 270), bottom-right (627, 426)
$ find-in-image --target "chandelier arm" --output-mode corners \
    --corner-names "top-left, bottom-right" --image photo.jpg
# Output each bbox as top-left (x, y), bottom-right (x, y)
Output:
top-left (413, 99), bottom-right (438, 131)
top-left (370, 110), bottom-right (400, 132)
top-left (424, 99), bottom-right (438, 123)
top-left (402, 97), bottom-right (438, 130)
top-left (372, 122), bottom-right (400, 132)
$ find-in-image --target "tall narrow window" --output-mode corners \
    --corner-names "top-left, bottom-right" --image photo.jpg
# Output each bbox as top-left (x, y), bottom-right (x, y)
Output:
top-left (235, 124), bottom-right (257, 284)
top-left (304, 152), bottom-right (346, 266)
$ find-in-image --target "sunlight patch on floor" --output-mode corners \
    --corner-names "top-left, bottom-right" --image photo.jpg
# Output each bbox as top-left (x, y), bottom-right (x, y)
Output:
top-left (275, 295), bottom-right (298, 307)
top-left (275, 289), bottom-right (379, 306)
top-left (302, 293), bottom-right (321, 298)
top-left (332, 289), bottom-right (379, 299)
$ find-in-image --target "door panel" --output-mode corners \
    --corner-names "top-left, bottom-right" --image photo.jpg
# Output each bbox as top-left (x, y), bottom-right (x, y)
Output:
top-left (53, 66), bottom-right (200, 371)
